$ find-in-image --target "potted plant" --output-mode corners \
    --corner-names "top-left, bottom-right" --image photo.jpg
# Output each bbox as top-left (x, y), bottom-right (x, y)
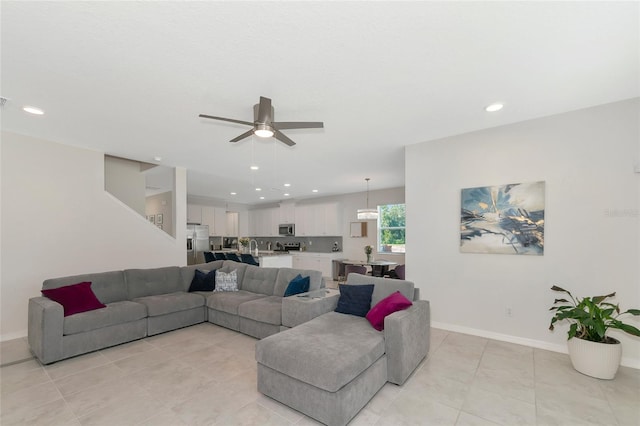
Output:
top-left (364, 245), bottom-right (373, 263)
top-left (549, 285), bottom-right (640, 379)
top-left (239, 238), bottom-right (249, 254)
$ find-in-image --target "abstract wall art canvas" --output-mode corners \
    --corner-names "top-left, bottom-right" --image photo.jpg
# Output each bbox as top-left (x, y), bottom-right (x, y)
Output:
top-left (460, 181), bottom-right (545, 255)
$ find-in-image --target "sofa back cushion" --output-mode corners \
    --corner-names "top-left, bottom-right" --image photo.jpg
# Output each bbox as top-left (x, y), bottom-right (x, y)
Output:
top-left (220, 260), bottom-right (248, 287)
top-left (43, 270), bottom-right (127, 304)
top-left (180, 261), bottom-right (224, 291)
top-left (346, 273), bottom-right (416, 306)
top-left (125, 266), bottom-right (182, 299)
top-left (274, 268), bottom-right (323, 297)
top-left (241, 265), bottom-right (278, 295)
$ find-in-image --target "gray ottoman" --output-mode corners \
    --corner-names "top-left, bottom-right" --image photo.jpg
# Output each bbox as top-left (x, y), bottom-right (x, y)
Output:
top-left (255, 312), bottom-right (388, 426)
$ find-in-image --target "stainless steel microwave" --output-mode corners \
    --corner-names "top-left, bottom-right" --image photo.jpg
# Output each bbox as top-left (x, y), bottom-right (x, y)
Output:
top-left (278, 223), bottom-right (295, 236)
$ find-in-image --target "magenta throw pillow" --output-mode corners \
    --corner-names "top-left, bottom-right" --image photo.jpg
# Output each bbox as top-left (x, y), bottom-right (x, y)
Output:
top-left (365, 291), bottom-right (413, 331)
top-left (42, 281), bottom-right (106, 317)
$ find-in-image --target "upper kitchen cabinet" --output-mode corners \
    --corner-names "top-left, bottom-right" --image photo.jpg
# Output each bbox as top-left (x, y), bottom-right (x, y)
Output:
top-left (201, 206), bottom-right (215, 235)
top-left (226, 212), bottom-right (239, 237)
top-left (249, 207), bottom-right (279, 236)
top-left (214, 208), bottom-right (227, 235)
top-left (279, 202), bottom-right (296, 224)
top-left (295, 202), bottom-right (342, 236)
top-left (189, 204), bottom-right (228, 236)
top-left (187, 204), bottom-right (202, 224)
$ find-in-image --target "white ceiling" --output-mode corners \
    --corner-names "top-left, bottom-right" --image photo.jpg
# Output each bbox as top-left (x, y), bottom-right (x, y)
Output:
top-left (2, 2), bottom-right (638, 205)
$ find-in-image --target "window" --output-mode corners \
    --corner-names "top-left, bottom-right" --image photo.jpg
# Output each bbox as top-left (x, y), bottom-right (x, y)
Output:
top-left (377, 204), bottom-right (405, 253)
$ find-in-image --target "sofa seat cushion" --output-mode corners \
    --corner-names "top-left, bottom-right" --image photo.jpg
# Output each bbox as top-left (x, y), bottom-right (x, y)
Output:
top-left (238, 296), bottom-right (283, 325)
top-left (255, 311), bottom-right (385, 392)
top-left (63, 301), bottom-right (147, 335)
top-left (207, 291), bottom-right (267, 315)
top-left (133, 292), bottom-right (204, 317)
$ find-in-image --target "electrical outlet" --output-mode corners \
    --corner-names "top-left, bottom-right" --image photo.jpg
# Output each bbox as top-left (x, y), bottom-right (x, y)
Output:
top-left (308, 240), bottom-right (312, 245)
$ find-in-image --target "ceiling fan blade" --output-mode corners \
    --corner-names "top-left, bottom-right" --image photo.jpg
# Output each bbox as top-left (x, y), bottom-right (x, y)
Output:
top-left (272, 121), bottom-right (324, 130)
top-left (274, 129), bottom-right (296, 146)
top-left (256, 97), bottom-right (272, 123)
top-left (229, 129), bottom-right (255, 143)
top-left (198, 114), bottom-right (253, 127)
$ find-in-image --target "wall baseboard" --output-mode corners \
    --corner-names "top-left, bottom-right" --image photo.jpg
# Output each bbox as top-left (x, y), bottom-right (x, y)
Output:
top-left (0, 329), bottom-right (28, 343)
top-left (431, 321), bottom-right (640, 370)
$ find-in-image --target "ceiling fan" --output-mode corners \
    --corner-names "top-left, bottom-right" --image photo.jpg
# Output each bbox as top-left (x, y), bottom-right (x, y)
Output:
top-left (199, 96), bottom-right (324, 146)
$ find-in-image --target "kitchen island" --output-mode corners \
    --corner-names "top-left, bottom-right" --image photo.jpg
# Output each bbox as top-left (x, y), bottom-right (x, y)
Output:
top-left (257, 252), bottom-right (293, 268)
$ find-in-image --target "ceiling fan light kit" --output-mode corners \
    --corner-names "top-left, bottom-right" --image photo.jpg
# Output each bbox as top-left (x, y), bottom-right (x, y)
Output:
top-left (357, 178), bottom-right (379, 220)
top-left (199, 96), bottom-right (323, 146)
top-left (254, 123), bottom-right (274, 138)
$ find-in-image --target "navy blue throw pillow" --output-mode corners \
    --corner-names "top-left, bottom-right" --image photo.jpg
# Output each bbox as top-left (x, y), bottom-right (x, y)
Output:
top-left (284, 274), bottom-right (310, 297)
top-left (335, 284), bottom-right (375, 317)
top-left (189, 269), bottom-right (216, 292)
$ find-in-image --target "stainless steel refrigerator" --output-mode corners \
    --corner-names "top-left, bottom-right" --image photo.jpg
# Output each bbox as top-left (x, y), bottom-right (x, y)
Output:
top-left (186, 224), bottom-right (209, 265)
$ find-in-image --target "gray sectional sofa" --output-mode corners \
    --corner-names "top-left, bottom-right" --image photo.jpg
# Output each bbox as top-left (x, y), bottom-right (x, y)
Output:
top-left (28, 260), bottom-right (324, 364)
top-left (256, 273), bottom-right (430, 426)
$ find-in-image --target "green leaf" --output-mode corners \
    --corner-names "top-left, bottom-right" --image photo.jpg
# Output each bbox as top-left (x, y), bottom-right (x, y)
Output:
top-left (592, 292), bottom-right (616, 304)
top-left (553, 298), bottom-right (570, 304)
top-left (601, 308), bottom-right (615, 318)
top-left (551, 285), bottom-right (568, 293)
top-left (618, 323), bottom-right (640, 337)
top-left (568, 323), bottom-right (578, 339)
top-left (625, 309), bottom-right (640, 316)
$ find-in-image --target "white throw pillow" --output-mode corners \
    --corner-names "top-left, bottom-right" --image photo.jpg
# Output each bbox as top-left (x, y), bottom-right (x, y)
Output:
top-left (215, 269), bottom-right (238, 292)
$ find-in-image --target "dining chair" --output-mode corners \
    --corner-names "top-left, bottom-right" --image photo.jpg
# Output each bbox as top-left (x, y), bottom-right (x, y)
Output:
top-left (345, 264), bottom-right (367, 278)
top-left (203, 251), bottom-right (215, 263)
top-left (225, 252), bottom-right (241, 262)
top-left (240, 253), bottom-right (259, 266)
top-left (213, 252), bottom-right (227, 261)
top-left (394, 264), bottom-right (406, 280)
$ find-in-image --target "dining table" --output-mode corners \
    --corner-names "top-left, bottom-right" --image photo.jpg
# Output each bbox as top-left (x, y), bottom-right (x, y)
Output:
top-left (341, 259), bottom-right (398, 277)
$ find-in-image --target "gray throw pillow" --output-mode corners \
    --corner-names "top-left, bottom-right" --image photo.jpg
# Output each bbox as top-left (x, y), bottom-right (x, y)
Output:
top-left (215, 269), bottom-right (238, 292)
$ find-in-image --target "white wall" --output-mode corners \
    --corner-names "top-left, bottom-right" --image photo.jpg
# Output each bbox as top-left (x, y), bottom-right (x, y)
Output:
top-left (406, 99), bottom-right (640, 367)
top-left (104, 155), bottom-right (146, 216)
top-left (0, 132), bottom-right (187, 341)
top-left (146, 191), bottom-right (173, 237)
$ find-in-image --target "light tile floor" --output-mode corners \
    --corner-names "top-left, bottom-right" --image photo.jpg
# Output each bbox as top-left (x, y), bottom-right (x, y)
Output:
top-left (1, 324), bottom-right (638, 425)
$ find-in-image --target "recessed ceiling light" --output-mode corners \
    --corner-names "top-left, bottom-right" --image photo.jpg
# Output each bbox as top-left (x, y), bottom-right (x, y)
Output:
top-left (255, 187), bottom-right (262, 191)
top-left (153, 156), bottom-right (162, 162)
top-left (283, 183), bottom-right (291, 187)
top-left (485, 103), bottom-right (504, 112)
top-left (230, 192), bottom-right (237, 195)
top-left (23, 106), bottom-right (44, 115)
top-left (259, 196), bottom-right (265, 200)
top-left (312, 189), bottom-right (318, 193)
top-left (250, 165), bottom-right (259, 170)
top-left (284, 193), bottom-right (290, 196)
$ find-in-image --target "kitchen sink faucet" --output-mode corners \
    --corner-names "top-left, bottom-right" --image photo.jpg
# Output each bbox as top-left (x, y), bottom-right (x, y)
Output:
top-left (250, 239), bottom-right (259, 256)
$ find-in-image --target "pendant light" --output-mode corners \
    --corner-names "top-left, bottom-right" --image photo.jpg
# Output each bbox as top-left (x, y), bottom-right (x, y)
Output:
top-left (357, 178), bottom-right (378, 220)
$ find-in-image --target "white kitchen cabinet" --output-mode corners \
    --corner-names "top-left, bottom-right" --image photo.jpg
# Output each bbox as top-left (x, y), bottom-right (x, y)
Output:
top-left (187, 204), bottom-right (202, 224)
top-left (319, 202), bottom-right (342, 236)
top-left (199, 206), bottom-right (228, 236)
top-left (249, 208), bottom-right (279, 236)
top-left (200, 206), bottom-right (215, 235)
top-left (238, 211), bottom-right (249, 237)
top-left (226, 212), bottom-right (239, 237)
top-left (292, 252), bottom-right (342, 278)
top-left (294, 205), bottom-right (313, 236)
top-left (214, 208), bottom-right (227, 235)
top-left (279, 202), bottom-right (296, 224)
top-left (294, 202), bottom-right (342, 236)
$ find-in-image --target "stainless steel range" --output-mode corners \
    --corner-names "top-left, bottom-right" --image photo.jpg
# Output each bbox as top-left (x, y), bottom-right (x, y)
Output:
top-left (282, 242), bottom-right (301, 251)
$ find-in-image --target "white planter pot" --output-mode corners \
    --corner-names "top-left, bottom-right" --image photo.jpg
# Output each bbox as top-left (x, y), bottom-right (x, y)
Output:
top-left (567, 337), bottom-right (622, 380)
